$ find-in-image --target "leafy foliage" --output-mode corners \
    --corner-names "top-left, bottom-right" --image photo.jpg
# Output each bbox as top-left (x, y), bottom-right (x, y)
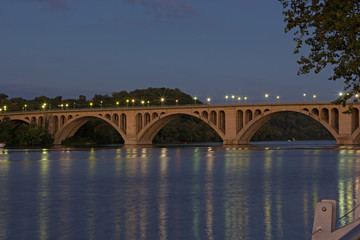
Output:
top-left (0, 117), bottom-right (53, 146)
top-left (252, 112), bottom-right (334, 141)
top-left (153, 116), bottom-right (221, 143)
top-left (0, 88), bottom-right (198, 112)
top-left (279, 0), bottom-right (360, 102)
top-left (62, 119), bottom-right (124, 146)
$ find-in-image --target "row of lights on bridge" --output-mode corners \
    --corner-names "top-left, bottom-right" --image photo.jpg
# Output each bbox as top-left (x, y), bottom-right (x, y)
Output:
top-left (0, 94), bottom-right (327, 113)
top-left (0, 106), bottom-right (7, 112)
top-left (3, 92), bottom-right (360, 113)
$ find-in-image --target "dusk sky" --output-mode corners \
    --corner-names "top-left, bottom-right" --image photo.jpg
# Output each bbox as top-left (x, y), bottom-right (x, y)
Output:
top-left (1, 0), bottom-right (344, 103)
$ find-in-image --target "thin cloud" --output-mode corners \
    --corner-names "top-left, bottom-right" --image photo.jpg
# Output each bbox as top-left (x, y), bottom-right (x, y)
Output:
top-left (125, 0), bottom-right (196, 18)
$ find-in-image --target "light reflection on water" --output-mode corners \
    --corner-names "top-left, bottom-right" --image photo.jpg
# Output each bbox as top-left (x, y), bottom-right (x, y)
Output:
top-left (0, 150), bottom-right (9, 240)
top-left (1, 141), bottom-right (360, 239)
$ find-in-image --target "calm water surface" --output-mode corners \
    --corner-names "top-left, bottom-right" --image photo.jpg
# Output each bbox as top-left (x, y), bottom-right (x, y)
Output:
top-left (0, 141), bottom-right (360, 240)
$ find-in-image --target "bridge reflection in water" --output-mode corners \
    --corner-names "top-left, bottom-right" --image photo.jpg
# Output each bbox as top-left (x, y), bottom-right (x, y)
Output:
top-left (0, 143), bottom-right (359, 239)
top-left (1, 102), bottom-right (360, 145)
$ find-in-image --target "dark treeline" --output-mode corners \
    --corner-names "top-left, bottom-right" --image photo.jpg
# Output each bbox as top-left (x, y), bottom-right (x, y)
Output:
top-left (252, 112), bottom-right (334, 141)
top-left (0, 117), bottom-right (53, 146)
top-left (0, 88), bottom-right (198, 112)
top-left (0, 88), bottom-right (334, 146)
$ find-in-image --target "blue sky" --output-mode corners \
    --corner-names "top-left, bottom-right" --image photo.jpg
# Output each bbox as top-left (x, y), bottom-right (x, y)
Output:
top-left (0, 0), bottom-right (344, 102)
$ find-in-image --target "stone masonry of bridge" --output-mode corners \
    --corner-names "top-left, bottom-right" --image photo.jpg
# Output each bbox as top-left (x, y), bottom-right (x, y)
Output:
top-left (1, 102), bottom-right (359, 145)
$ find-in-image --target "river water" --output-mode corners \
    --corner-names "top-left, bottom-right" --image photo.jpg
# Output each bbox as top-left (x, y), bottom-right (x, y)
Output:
top-left (0, 141), bottom-right (359, 240)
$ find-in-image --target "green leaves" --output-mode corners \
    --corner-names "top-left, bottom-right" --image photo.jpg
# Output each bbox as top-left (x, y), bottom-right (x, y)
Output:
top-left (280, 0), bottom-right (360, 102)
top-left (0, 118), bottom-right (53, 147)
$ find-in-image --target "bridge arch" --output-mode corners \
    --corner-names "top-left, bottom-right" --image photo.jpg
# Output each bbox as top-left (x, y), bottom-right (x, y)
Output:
top-left (236, 109), bottom-right (339, 144)
top-left (8, 118), bottom-right (30, 126)
top-left (136, 112), bottom-right (225, 144)
top-left (351, 107), bottom-right (360, 143)
top-left (54, 115), bottom-right (126, 144)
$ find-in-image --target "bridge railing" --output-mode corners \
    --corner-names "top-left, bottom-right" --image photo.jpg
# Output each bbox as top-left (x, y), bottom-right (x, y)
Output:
top-left (0, 102), bottom-right (346, 115)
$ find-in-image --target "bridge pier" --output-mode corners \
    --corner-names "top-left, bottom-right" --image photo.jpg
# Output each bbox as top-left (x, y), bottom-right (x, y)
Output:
top-left (223, 138), bottom-right (238, 145)
top-left (337, 135), bottom-right (354, 145)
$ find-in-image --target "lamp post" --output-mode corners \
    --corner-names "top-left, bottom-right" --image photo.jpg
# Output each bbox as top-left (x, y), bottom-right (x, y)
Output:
top-left (160, 98), bottom-right (164, 106)
top-left (237, 96), bottom-right (241, 104)
top-left (90, 102), bottom-right (93, 109)
top-left (24, 104), bottom-right (27, 111)
top-left (65, 103), bottom-right (69, 109)
top-left (175, 99), bottom-right (179, 105)
top-left (100, 100), bottom-right (103, 108)
top-left (303, 93), bottom-right (306, 102)
top-left (141, 100), bottom-right (145, 107)
top-left (207, 98), bottom-right (211, 105)
top-left (126, 99), bottom-right (129, 108)
top-left (225, 95), bottom-right (229, 104)
top-left (276, 96), bottom-right (280, 102)
top-left (244, 96), bottom-right (247, 102)
top-left (116, 101), bottom-right (119, 108)
top-left (73, 102), bottom-right (76, 109)
top-left (147, 100), bottom-right (150, 107)
top-left (3, 106), bottom-right (7, 112)
top-left (313, 94), bottom-right (317, 101)
top-left (193, 96), bottom-right (197, 105)
top-left (131, 99), bottom-right (135, 108)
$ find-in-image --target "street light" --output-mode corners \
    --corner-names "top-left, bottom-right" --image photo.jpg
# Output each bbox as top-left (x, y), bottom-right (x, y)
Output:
top-left (207, 98), bottom-right (211, 104)
top-left (225, 95), bottom-right (229, 104)
top-left (131, 99), bottom-right (135, 107)
top-left (160, 98), bottom-right (165, 106)
top-left (265, 93), bottom-right (269, 102)
top-left (175, 99), bottom-right (179, 105)
top-left (90, 102), bottom-right (93, 108)
top-left (313, 94), bottom-right (317, 101)
top-left (116, 101), bottom-right (119, 108)
top-left (100, 100), bottom-right (103, 108)
top-left (65, 103), bottom-right (69, 109)
top-left (237, 96), bottom-right (241, 104)
top-left (276, 96), bottom-right (280, 102)
top-left (303, 93), bottom-right (306, 102)
top-left (3, 106), bottom-right (7, 112)
top-left (244, 96), bottom-right (247, 102)
top-left (141, 100), bottom-right (145, 106)
top-left (126, 99), bottom-right (129, 107)
top-left (147, 100), bottom-right (150, 107)
top-left (231, 95), bottom-right (235, 103)
top-left (193, 96), bottom-right (197, 105)
top-left (24, 104), bottom-right (27, 111)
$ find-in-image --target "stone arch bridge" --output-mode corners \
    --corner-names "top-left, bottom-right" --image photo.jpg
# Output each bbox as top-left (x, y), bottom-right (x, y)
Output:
top-left (1, 102), bottom-right (359, 145)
